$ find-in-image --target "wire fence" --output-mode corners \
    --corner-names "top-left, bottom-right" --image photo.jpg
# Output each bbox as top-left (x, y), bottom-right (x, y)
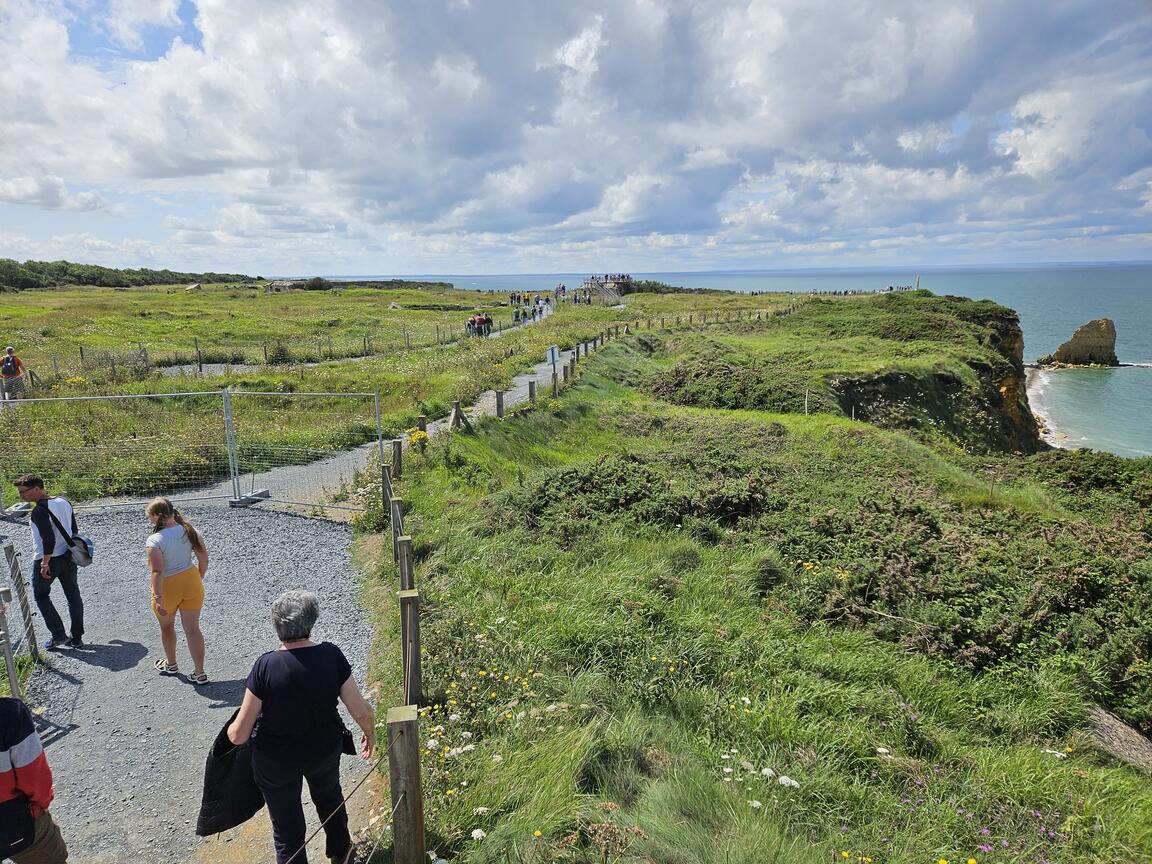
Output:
top-left (0, 390), bottom-right (386, 517)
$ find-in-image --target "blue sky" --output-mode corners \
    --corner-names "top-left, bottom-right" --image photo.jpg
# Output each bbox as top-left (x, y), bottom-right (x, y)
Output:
top-left (1, 0), bottom-right (1150, 275)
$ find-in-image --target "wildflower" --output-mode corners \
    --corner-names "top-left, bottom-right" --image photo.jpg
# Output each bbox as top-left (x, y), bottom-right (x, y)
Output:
top-left (471, 829), bottom-right (486, 840)
top-left (761, 767), bottom-right (775, 777)
top-left (777, 775), bottom-right (800, 788)
top-left (723, 767), bottom-right (733, 774)
top-left (449, 713), bottom-right (461, 722)
top-left (473, 807), bottom-right (490, 815)
top-left (841, 853), bottom-right (851, 859)
top-left (748, 800), bottom-right (762, 809)
top-left (426, 739), bottom-right (439, 750)
top-left (967, 859), bottom-right (977, 864)
top-left (741, 696), bottom-right (751, 706)
top-left (533, 830), bottom-right (542, 838)
top-left (938, 859), bottom-right (948, 864)
top-left (875, 747), bottom-right (890, 755)
top-left (491, 754), bottom-right (503, 763)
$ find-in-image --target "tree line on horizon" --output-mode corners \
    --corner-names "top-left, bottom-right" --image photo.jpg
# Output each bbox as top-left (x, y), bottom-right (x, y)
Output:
top-left (0, 258), bottom-right (256, 292)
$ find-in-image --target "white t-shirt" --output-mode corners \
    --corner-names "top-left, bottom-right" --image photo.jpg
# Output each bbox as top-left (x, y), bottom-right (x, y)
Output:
top-left (29, 497), bottom-right (75, 557)
top-left (145, 525), bottom-right (197, 577)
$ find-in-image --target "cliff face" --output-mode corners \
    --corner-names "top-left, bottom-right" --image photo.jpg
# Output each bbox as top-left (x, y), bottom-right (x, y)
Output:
top-left (830, 307), bottom-right (1048, 454)
top-left (1037, 319), bottom-right (1119, 366)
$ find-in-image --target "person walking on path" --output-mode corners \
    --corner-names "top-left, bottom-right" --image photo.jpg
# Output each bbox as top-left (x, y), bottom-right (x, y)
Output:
top-left (1, 347), bottom-right (26, 401)
top-left (227, 591), bottom-right (376, 864)
top-left (145, 497), bottom-right (209, 684)
top-left (0, 697), bottom-right (68, 863)
top-left (13, 476), bottom-right (83, 651)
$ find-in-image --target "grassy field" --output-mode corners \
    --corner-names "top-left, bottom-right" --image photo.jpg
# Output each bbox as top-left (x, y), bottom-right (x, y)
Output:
top-left (360, 355), bottom-right (1152, 864)
top-left (1, 283), bottom-right (785, 373)
top-left (0, 291), bottom-right (792, 508)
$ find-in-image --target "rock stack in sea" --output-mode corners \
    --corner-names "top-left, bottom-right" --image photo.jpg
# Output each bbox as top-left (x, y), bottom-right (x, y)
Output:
top-left (1037, 318), bottom-right (1119, 366)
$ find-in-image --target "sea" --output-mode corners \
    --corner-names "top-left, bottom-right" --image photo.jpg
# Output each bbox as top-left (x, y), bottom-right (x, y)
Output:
top-left (336, 264), bottom-right (1152, 459)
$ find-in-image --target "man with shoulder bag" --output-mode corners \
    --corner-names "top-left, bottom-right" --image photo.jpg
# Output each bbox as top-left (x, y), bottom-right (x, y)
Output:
top-left (12, 476), bottom-right (86, 651)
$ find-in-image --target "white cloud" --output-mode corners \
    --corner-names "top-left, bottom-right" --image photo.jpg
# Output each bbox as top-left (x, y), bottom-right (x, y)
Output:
top-left (0, 0), bottom-right (1148, 272)
top-left (105, 0), bottom-right (182, 50)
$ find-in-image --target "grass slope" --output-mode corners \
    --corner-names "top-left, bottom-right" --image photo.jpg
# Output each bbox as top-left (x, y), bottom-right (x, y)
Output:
top-left (362, 362), bottom-right (1151, 863)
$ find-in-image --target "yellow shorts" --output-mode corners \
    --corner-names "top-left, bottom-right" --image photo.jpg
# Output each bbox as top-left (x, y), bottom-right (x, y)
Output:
top-left (153, 565), bottom-right (204, 615)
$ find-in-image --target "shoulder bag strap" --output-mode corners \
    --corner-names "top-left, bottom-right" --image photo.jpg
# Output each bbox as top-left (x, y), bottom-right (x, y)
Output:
top-left (43, 503), bottom-right (79, 549)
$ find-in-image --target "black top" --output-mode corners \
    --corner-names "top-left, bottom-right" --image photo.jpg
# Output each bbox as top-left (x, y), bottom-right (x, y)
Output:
top-left (245, 642), bottom-right (352, 759)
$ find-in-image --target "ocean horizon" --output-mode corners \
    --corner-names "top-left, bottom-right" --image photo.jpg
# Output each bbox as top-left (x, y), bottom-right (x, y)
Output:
top-left (326, 263), bottom-right (1152, 458)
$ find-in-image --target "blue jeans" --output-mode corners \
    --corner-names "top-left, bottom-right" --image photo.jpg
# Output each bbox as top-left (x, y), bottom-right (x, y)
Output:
top-left (32, 557), bottom-right (84, 642)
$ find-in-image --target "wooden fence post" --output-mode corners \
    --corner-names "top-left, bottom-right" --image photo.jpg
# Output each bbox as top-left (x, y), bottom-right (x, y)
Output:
top-left (390, 498), bottom-right (404, 563)
top-left (615, 324), bottom-right (620, 337)
top-left (495, 391), bottom-right (505, 418)
top-left (387, 706), bottom-right (426, 864)
top-left (398, 536), bottom-right (415, 590)
top-left (263, 344), bottom-right (269, 364)
top-left (51, 356), bottom-right (59, 376)
top-left (528, 380), bottom-right (537, 403)
top-left (551, 372), bottom-right (559, 396)
top-left (399, 590), bottom-right (422, 706)
top-left (109, 354), bottom-right (117, 381)
top-left (660, 317), bottom-right (665, 329)
top-left (562, 365), bottom-right (569, 384)
top-left (404, 331), bottom-right (411, 350)
top-left (2, 544), bottom-right (37, 662)
top-left (380, 463), bottom-right (394, 521)
top-left (574, 343), bottom-right (581, 361)
top-left (392, 439), bottom-right (403, 479)
top-left (417, 415), bottom-right (427, 433)
top-left (0, 589), bottom-right (20, 699)
top-left (194, 337), bottom-right (203, 372)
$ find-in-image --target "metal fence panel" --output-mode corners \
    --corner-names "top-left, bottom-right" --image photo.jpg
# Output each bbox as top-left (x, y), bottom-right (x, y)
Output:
top-left (0, 392), bottom-right (233, 511)
top-left (229, 391), bottom-right (385, 515)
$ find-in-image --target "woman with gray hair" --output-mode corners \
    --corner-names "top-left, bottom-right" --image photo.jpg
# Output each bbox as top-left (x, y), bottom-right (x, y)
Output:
top-left (227, 591), bottom-right (375, 864)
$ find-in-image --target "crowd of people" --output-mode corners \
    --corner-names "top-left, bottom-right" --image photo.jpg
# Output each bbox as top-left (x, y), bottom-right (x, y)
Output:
top-left (5, 474), bottom-right (375, 864)
top-left (465, 313), bottom-right (493, 336)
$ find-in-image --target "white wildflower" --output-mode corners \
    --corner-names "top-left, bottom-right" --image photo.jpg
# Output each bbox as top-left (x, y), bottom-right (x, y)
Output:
top-left (740, 760), bottom-right (755, 772)
top-left (741, 696), bottom-right (751, 706)
top-left (491, 754), bottom-right (503, 763)
top-left (760, 767), bottom-right (775, 778)
top-left (777, 775), bottom-right (800, 788)
top-left (722, 767), bottom-right (733, 774)
top-left (473, 807), bottom-right (490, 816)
top-left (460, 731), bottom-right (472, 740)
top-left (748, 800), bottom-right (763, 809)
top-left (426, 739), bottom-right (439, 750)
top-left (471, 828), bottom-right (487, 841)
top-left (875, 747), bottom-right (890, 755)
top-left (449, 713), bottom-right (461, 722)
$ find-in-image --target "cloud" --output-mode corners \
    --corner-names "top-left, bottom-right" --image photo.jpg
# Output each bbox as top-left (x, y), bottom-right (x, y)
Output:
top-left (0, 177), bottom-right (106, 211)
top-left (0, 0), bottom-right (1149, 272)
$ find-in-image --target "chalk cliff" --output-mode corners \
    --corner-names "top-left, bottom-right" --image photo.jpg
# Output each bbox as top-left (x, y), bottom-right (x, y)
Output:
top-left (1037, 319), bottom-right (1119, 366)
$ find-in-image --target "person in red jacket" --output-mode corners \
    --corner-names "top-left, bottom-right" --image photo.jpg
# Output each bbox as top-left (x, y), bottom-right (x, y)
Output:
top-left (0, 697), bottom-right (67, 862)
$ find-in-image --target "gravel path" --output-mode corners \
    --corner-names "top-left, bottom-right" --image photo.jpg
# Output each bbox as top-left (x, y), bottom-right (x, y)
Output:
top-left (0, 312), bottom-right (610, 863)
top-left (5, 506), bottom-right (372, 864)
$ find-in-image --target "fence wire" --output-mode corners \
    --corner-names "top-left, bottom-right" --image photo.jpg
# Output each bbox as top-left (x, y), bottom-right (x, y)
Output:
top-left (0, 390), bottom-right (384, 518)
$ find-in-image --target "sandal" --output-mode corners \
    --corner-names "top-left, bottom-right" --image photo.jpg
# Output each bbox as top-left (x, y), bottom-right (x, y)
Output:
top-left (189, 672), bottom-right (209, 685)
top-left (154, 659), bottom-right (179, 675)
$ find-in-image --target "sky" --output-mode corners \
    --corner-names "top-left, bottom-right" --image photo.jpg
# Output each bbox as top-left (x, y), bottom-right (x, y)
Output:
top-left (1, 0), bottom-right (1150, 276)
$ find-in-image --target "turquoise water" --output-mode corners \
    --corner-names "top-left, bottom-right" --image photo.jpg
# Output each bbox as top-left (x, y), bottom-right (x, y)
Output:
top-left (341, 264), bottom-right (1152, 458)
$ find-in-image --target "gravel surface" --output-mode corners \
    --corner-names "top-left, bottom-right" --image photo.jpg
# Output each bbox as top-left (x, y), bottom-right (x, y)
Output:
top-left (4, 506), bottom-right (373, 864)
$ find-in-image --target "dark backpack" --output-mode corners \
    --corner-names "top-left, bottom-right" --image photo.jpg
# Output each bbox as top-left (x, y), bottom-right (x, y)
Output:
top-left (0, 355), bottom-right (16, 376)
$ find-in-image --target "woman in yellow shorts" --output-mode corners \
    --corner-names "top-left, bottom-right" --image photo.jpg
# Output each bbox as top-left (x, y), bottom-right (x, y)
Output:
top-left (145, 497), bottom-right (209, 684)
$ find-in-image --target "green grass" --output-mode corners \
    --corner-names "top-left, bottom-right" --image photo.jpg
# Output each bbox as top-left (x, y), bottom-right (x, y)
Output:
top-left (361, 360), bottom-right (1152, 864)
